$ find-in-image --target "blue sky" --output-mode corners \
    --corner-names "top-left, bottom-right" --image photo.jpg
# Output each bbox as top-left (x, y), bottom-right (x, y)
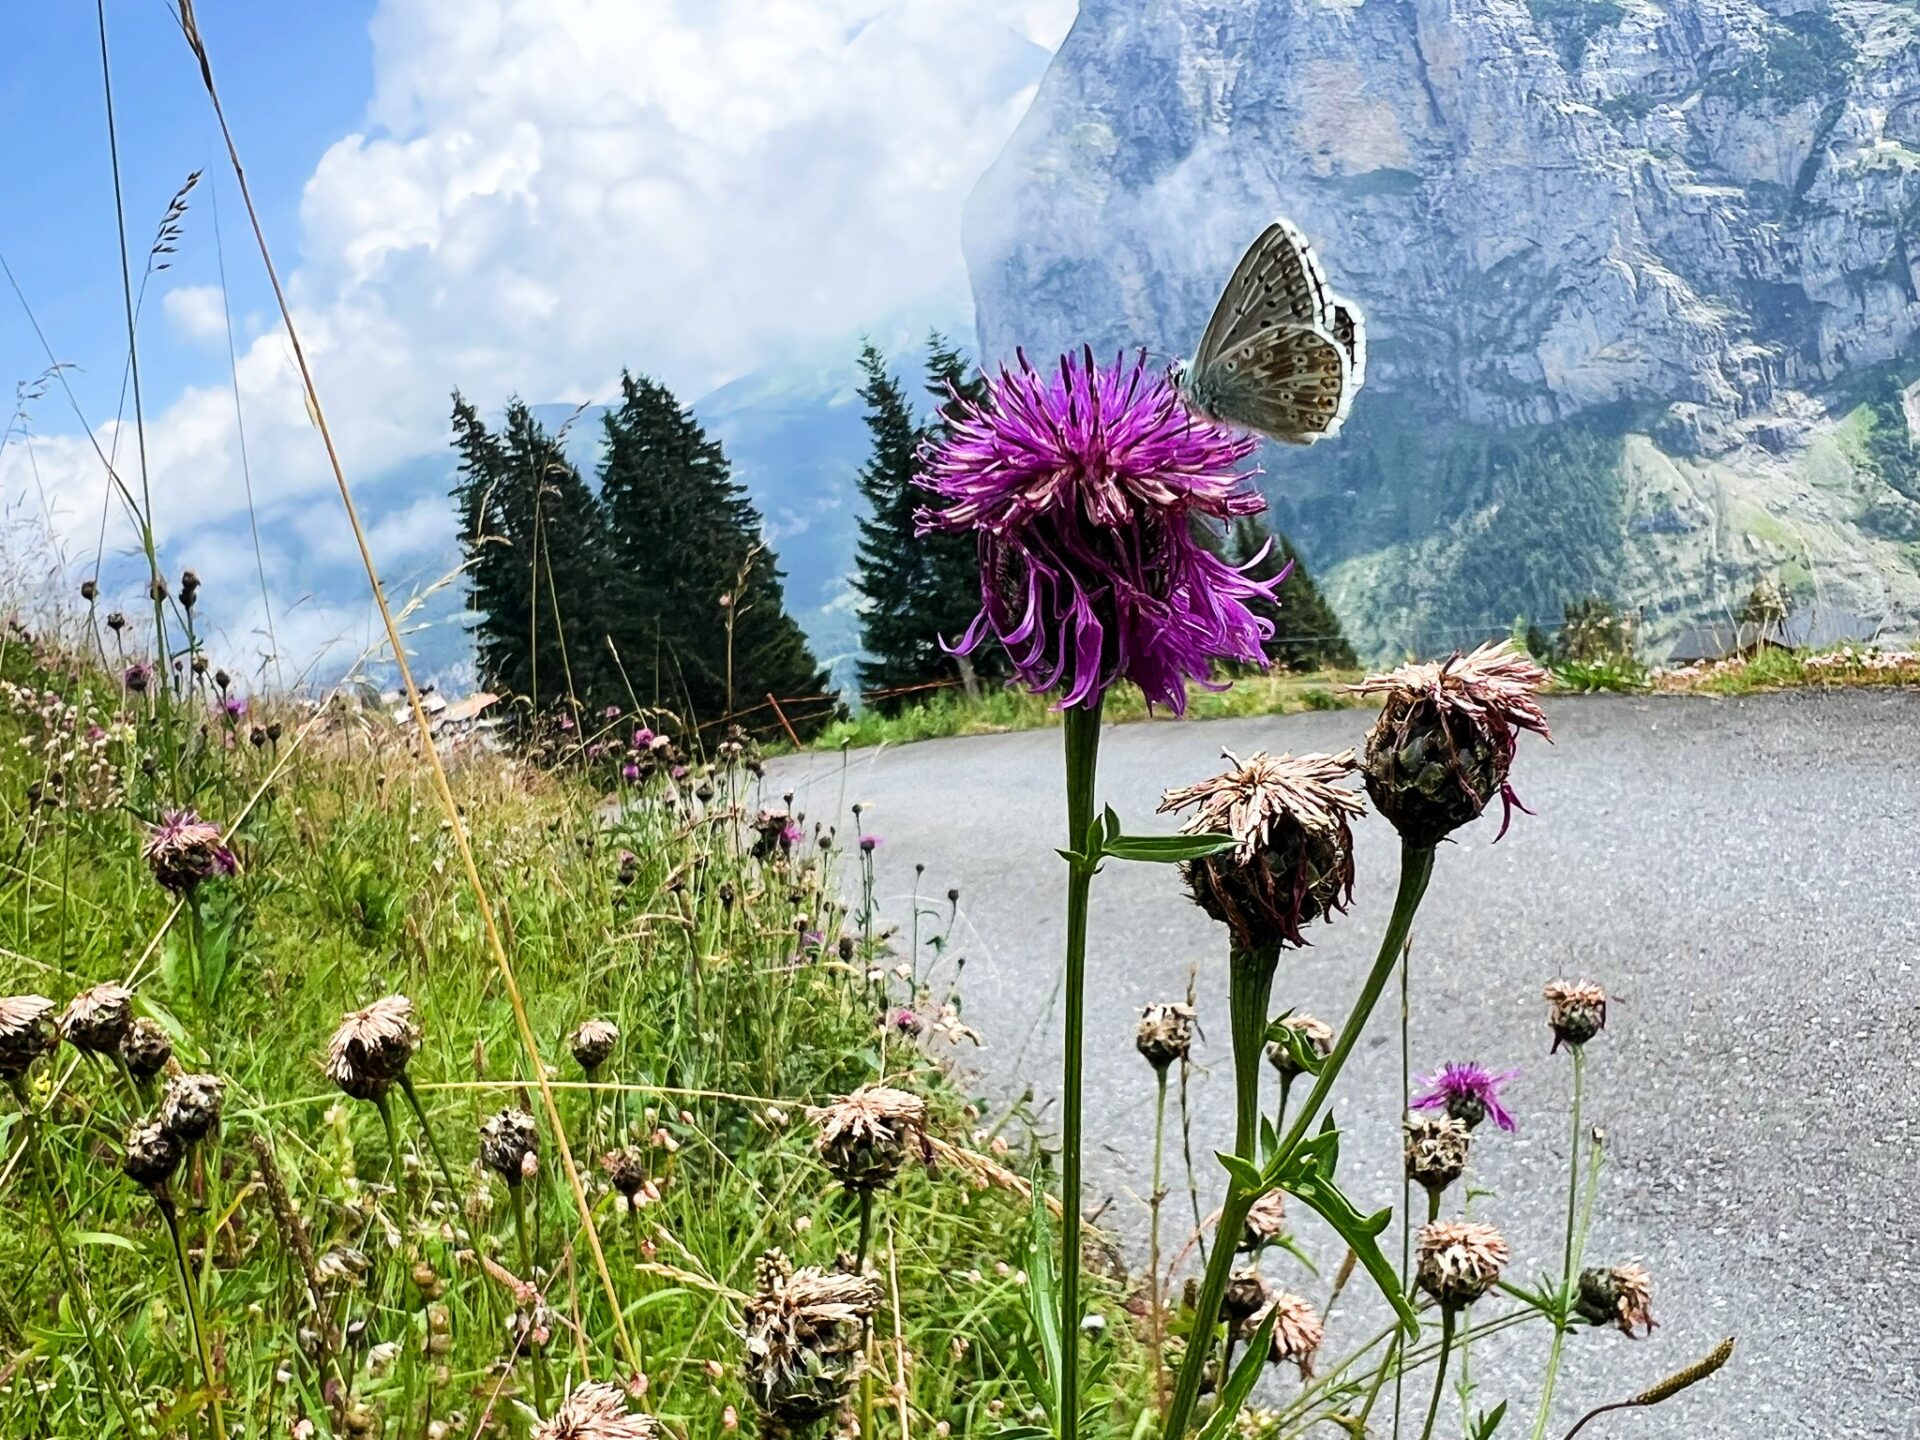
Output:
top-left (0, 1), bottom-right (1074, 676)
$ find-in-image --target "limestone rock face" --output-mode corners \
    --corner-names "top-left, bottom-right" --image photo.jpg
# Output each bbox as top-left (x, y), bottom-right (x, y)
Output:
top-left (966, 1), bottom-right (1920, 655)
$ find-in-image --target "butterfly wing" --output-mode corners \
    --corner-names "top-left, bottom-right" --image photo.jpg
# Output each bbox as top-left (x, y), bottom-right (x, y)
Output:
top-left (1187, 323), bottom-right (1353, 446)
top-left (1192, 217), bottom-right (1334, 368)
top-left (1325, 293), bottom-right (1367, 394)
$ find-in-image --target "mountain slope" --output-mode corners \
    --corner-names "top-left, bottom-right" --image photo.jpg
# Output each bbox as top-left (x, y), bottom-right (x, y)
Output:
top-left (964, 0), bottom-right (1920, 656)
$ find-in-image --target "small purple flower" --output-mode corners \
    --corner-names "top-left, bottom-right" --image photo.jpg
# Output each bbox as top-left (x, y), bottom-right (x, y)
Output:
top-left (621, 763), bottom-right (640, 782)
top-left (917, 347), bottom-right (1281, 714)
top-left (859, 834), bottom-right (881, 854)
top-left (1412, 1062), bottom-right (1520, 1133)
top-left (123, 662), bottom-right (154, 694)
top-left (670, 764), bottom-right (688, 781)
top-left (142, 809), bottom-right (238, 894)
top-left (603, 705), bottom-right (621, 719)
top-left (219, 696), bottom-right (246, 722)
top-left (890, 1008), bottom-right (924, 1037)
top-left (558, 715), bottom-right (576, 732)
top-left (781, 822), bottom-right (805, 846)
top-left (633, 728), bottom-right (655, 749)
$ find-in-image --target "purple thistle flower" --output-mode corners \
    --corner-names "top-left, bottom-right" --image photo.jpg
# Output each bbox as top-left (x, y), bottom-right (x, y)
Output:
top-left (859, 834), bottom-right (881, 853)
top-left (142, 809), bottom-right (238, 894)
top-left (621, 763), bottom-right (641, 782)
top-left (917, 347), bottom-right (1283, 714)
top-left (633, 727), bottom-right (655, 749)
top-left (1412, 1062), bottom-right (1521, 1133)
top-left (219, 696), bottom-right (246, 721)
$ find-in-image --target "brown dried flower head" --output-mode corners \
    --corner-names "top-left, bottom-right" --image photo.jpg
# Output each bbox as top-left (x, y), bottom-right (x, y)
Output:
top-left (1221, 1267), bottom-right (1271, 1328)
top-left (534, 1380), bottom-right (658, 1440)
top-left (1575, 1262), bottom-right (1656, 1337)
top-left (1403, 1113), bottom-right (1473, 1194)
top-left (1266, 1013), bottom-right (1334, 1078)
top-left (569, 1018), bottom-right (620, 1073)
top-left (159, 1071), bottom-right (225, 1143)
top-left (1135, 1001), bottom-right (1196, 1070)
top-left (805, 1084), bottom-right (927, 1193)
top-left (59, 983), bottom-right (134, 1055)
top-left (124, 1116), bottom-right (184, 1189)
top-left (1416, 1220), bottom-right (1510, 1309)
top-left (1241, 1188), bottom-right (1288, 1251)
top-left (1542, 980), bottom-right (1608, 1052)
top-left (326, 994), bottom-right (421, 1101)
top-left (142, 810), bottom-right (238, 894)
top-left (1352, 641), bottom-right (1551, 847)
top-left (121, 1017), bottom-right (174, 1082)
top-left (600, 1145), bottom-right (652, 1202)
top-left (480, 1107), bottom-right (539, 1184)
top-left (742, 1248), bottom-right (882, 1430)
top-left (1257, 1290), bottom-right (1325, 1378)
top-left (1159, 749), bottom-right (1365, 950)
top-left (0, 994), bottom-right (60, 1079)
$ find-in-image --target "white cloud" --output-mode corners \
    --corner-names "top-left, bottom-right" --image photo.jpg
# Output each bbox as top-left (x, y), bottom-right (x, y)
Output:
top-left (162, 284), bottom-right (231, 344)
top-left (2, 0), bottom-right (1076, 670)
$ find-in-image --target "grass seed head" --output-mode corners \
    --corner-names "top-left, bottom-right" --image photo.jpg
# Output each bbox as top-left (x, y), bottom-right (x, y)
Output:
top-left (0, 994), bottom-right (59, 1079)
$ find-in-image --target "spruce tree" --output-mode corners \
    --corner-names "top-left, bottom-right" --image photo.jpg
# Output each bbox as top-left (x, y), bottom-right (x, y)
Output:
top-left (449, 394), bottom-right (620, 722)
top-left (1215, 514), bottom-right (1358, 672)
top-left (598, 370), bottom-right (829, 737)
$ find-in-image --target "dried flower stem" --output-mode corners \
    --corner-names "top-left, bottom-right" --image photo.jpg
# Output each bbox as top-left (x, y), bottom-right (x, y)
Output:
top-left (1056, 697), bottom-right (1103, 1440)
top-left (1529, 1045), bottom-right (1587, 1440)
top-left (1165, 841), bottom-right (1435, 1438)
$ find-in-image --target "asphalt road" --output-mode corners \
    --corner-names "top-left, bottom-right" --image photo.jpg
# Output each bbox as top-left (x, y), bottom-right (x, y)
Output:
top-left (768, 690), bottom-right (1920, 1438)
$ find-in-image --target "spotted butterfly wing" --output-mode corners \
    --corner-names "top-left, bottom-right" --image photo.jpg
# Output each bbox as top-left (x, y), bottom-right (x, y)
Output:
top-left (1178, 218), bottom-right (1364, 445)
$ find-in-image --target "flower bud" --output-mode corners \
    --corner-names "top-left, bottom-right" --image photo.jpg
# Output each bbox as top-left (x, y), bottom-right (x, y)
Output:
top-left (1543, 980), bottom-right (1607, 1051)
top-left (1135, 1001), bottom-right (1196, 1070)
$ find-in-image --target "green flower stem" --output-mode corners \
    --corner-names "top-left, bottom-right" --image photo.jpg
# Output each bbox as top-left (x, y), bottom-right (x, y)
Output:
top-left (856, 1188), bottom-right (876, 1271)
top-left (397, 1073), bottom-right (461, 1200)
top-left (1417, 1308), bottom-right (1457, 1440)
top-left (1148, 1063), bottom-right (1171, 1418)
top-left (1057, 696), bottom-right (1103, 1440)
top-left (1165, 840), bottom-right (1435, 1440)
top-left (160, 1192), bottom-right (225, 1440)
top-left (510, 1182), bottom-right (549, 1412)
top-left (1529, 1044), bottom-right (1587, 1440)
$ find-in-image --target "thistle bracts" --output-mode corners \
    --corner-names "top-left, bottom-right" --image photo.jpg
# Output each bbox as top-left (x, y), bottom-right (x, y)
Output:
top-left (805, 1085), bottom-right (927, 1194)
top-left (741, 1250), bottom-right (881, 1434)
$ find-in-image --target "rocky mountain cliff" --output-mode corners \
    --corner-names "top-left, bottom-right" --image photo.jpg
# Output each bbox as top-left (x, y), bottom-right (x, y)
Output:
top-left (965, 0), bottom-right (1920, 657)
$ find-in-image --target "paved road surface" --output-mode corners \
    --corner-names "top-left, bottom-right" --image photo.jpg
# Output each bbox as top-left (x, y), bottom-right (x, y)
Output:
top-left (769, 691), bottom-right (1920, 1438)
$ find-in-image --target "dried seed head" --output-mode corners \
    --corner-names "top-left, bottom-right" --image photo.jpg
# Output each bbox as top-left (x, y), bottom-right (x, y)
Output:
top-left (1403, 1114), bottom-right (1473, 1194)
top-left (1135, 1001), bottom-right (1196, 1070)
top-left (1241, 1189), bottom-right (1288, 1251)
top-left (1257, 1290), bottom-right (1325, 1378)
top-left (106, 610), bottom-right (127, 633)
top-left (1266, 1013), bottom-right (1334, 1078)
top-left (0, 994), bottom-right (59, 1079)
top-left (1543, 980), bottom-right (1608, 1052)
top-left (600, 1145), bottom-right (649, 1199)
top-left (1416, 1220), bottom-right (1510, 1309)
top-left (805, 1085), bottom-right (927, 1193)
top-left (480, 1107), bottom-right (538, 1184)
top-left (1159, 750), bottom-right (1364, 950)
top-left (1352, 641), bottom-right (1550, 847)
top-left (534, 1380), bottom-right (659, 1439)
top-left (159, 1071), bottom-right (225, 1143)
top-left (569, 1018), bottom-right (620, 1073)
top-left (316, 1246), bottom-right (373, 1287)
top-left (1575, 1262), bottom-right (1656, 1337)
top-left (59, 983), bottom-right (135, 1054)
top-left (326, 994), bottom-right (421, 1101)
top-left (124, 1117), bottom-right (184, 1188)
top-left (81, 578), bottom-right (98, 602)
top-left (1221, 1268), bottom-right (1271, 1327)
top-left (142, 810), bottom-right (237, 894)
top-left (121, 1017), bottom-right (174, 1082)
top-left (741, 1248), bottom-right (882, 1430)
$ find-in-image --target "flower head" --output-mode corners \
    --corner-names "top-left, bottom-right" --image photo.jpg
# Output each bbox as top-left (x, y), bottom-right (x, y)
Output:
top-left (1575, 1262), bottom-right (1656, 1337)
top-left (0, 994), bottom-right (59, 1079)
top-left (600, 1146), bottom-right (658, 1208)
top-left (59, 983), bottom-right (134, 1055)
top-left (1242, 1188), bottom-right (1288, 1250)
top-left (480, 1107), bottom-right (539, 1184)
top-left (123, 1116), bottom-right (184, 1189)
top-left (158, 1071), bottom-right (225, 1143)
top-left (1135, 1000), bottom-right (1197, 1070)
top-left (918, 348), bottom-right (1279, 713)
top-left (1256, 1291), bottom-right (1325, 1379)
top-left (533, 1380), bottom-right (658, 1440)
top-left (142, 810), bottom-right (237, 894)
top-left (741, 1249), bottom-right (881, 1431)
top-left (1266, 1013), bottom-right (1335, 1079)
top-left (121, 1017), bottom-right (174, 1082)
top-left (1542, 980), bottom-right (1608, 1052)
top-left (1416, 1220), bottom-right (1510, 1309)
top-left (1412, 1062), bottom-right (1519, 1133)
top-left (569, 1018), bottom-right (620, 1073)
top-left (1160, 750), bottom-right (1364, 949)
top-left (326, 995), bottom-right (421, 1101)
top-left (1403, 1114), bottom-right (1474, 1194)
top-left (1352, 640), bottom-right (1550, 846)
top-left (806, 1084), bottom-right (928, 1193)
top-left (1221, 1268), bottom-right (1271, 1328)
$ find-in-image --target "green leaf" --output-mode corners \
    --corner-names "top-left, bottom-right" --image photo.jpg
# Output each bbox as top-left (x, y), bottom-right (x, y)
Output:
top-left (1215, 1151), bottom-right (1264, 1193)
top-left (1264, 1014), bottom-right (1329, 1077)
top-left (1101, 831), bottom-right (1235, 864)
top-left (71, 1231), bottom-right (138, 1254)
top-left (1023, 1184), bottom-right (1063, 1425)
top-left (1193, 1305), bottom-right (1279, 1440)
top-left (1470, 1400), bottom-right (1509, 1439)
top-left (1276, 1134), bottom-right (1417, 1336)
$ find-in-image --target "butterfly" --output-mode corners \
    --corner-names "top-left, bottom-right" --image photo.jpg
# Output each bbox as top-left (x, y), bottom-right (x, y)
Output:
top-left (1173, 216), bottom-right (1365, 445)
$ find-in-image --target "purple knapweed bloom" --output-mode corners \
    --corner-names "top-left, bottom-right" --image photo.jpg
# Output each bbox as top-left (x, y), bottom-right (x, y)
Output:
top-left (1412, 1062), bottom-right (1520, 1133)
top-left (142, 809), bottom-right (238, 894)
top-left (219, 696), bottom-right (246, 722)
top-left (859, 834), bottom-right (881, 854)
top-left (633, 728), bottom-right (655, 749)
top-left (621, 763), bottom-right (641, 782)
top-left (917, 347), bottom-right (1284, 713)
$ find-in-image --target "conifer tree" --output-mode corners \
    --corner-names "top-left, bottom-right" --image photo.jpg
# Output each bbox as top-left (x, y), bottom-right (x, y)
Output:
top-left (598, 370), bottom-right (828, 735)
top-left (1214, 514), bottom-right (1358, 672)
top-left (449, 394), bottom-right (620, 721)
